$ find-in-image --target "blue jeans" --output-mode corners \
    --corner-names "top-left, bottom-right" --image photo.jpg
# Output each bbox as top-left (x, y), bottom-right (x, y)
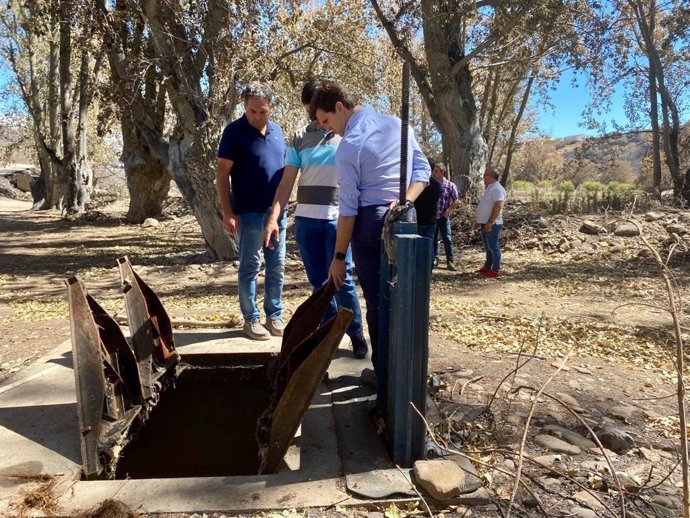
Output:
top-left (434, 217), bottom-right (453, 262)
top-left (417, 224), bottom-right (436, 272)
top-left (480, 223), bottom-right (503, 272)
top-left (237, 210), bottom-right (286, 322)
top-left (294, 216), bottom-right (364, 338)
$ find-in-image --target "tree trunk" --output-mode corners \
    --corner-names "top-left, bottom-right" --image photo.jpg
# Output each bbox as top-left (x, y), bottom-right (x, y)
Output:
top-left (121, 116), bottom-right (172, 222)
top-left (420, 1), bottom-right (487, 194)
top-left (502, 71), bottom-right (536, 188)
top-left (168, 134), bottom-right (236, 259)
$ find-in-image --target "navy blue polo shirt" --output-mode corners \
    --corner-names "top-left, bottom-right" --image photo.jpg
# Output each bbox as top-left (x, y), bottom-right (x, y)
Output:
top-left (217, 114), bottom-right (286, 214)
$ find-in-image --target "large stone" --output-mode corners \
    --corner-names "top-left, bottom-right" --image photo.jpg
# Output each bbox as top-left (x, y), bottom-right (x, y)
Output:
top-left (535, 434), bottom-right (582, 455)
top-left (644, 211), bottom-right (665, 221)
top-left (413, 459), bottom-right (465, 500)
top-left (543, 425), bottom-right (596, 449)
top-left (666, 224), bottom-right (687, 236)
top-left (569, 507), bottom-right (597, 518)
top-left (613, 222), bottom-right (640, 237)
top-left (448, 454), bottom-right (483, 493)
top-left (574, 490), bottom-right (605, 509)
top-left (594, 426), bottom-right (635, 453)
top-left (142, 217), bottom-right (160, 227)
top-left (580, 220), bottom-right (606, 235)
top-left (610, 405), bottom-right (635, 421)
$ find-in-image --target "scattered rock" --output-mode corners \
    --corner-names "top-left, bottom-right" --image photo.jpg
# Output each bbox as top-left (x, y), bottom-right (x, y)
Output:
top-left (447, 454), bottom-right (483, 493)
top-left (594, 426), bottom-right (635, 453)
top-left (609, 244), bottom-right (623, 253)
top-left (142, 217), bottom-right (160, 227)
top-left (580, 220), bottom-right (606, 235)
top-left (542, 425), bottom-right (596, 449)
top-left (573, 490), bottom-right (605, 509)
top-left (644, 211), bottom-right (665, 221)
top-left (614, 222), bottom-right (640, 236)
top-left (414, 459), bottom-right (465, 500)
top-left (651, 494), bottom-right (680, 510)
top-left (533, 454), bottom-right (560, 467)
top-left (535, 434), bottom-right (582, 455)
top-left (573, 366), bottom-right (593, 375)
top-left (665, 224), bottom-right (687, 235)
top-left (610, 405), bottom-right (635, 421)
top-left (554, 392), bottom-right (584, 412)
top-left (580, 460), bottom-right (610, 473)
top-left (569, 506), bottom-right (597, 518)
top-left (550, 361), bottom-right (570, 371)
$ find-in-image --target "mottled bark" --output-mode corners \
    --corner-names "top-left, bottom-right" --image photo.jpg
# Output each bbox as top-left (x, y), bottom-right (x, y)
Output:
top-left (371, 0), bottom-right (487, 194)
top-left (121, 116), bottom-right (171, 222)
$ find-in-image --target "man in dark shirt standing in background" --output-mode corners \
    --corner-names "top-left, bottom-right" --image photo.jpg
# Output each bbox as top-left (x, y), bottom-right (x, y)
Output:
top-left (216, 83), bottom-right (287, 341)
top-left (414, 158), bottom-right (442, 272)
top-left (433, 162), bottom-right (462, 271)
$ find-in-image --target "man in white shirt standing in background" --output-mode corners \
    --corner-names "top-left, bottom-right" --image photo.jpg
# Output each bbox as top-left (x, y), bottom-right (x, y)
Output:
top-left (475, 165), bottom-right (506, 278)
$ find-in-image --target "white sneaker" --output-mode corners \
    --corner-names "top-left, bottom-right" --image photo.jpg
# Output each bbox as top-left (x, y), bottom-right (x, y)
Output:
top-left (265, 318), bottom-right (285, 337)
top-left (243, 321), bottom-right (271, 341)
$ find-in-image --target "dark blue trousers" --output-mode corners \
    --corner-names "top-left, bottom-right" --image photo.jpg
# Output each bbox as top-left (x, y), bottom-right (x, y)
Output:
top-left (351, 204), bottom-right (389, 364)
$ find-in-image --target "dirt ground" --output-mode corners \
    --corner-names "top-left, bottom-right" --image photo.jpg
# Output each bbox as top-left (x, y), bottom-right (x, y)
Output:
top-left (1, 194), bottom-right (689, 517)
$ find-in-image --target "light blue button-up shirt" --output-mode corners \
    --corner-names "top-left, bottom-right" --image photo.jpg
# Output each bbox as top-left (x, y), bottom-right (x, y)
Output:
top-left (335, 106), bottom-right (430, 217)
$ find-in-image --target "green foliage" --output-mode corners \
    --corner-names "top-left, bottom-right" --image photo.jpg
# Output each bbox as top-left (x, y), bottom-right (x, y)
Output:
top-left (510, 180), bottom-right (533, 192)
top-left (607, 181), bottom-right (641, 192)
top-left (537, 179), bottom-right (553, 189)
top-left (558, 180), bottom-right (575, 193)
top-left (580, 180), bottom-right (605, 192)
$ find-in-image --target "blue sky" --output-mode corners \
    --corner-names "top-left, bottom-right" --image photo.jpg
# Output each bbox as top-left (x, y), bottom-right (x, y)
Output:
top-left (536, 69), bottom-right (628, 138)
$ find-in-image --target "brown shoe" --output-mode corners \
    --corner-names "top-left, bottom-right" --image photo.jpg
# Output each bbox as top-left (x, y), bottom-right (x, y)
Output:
top-left (265, 318), bottom-right (286, 337)
top-left (243, 320), bottom-right (271, 341)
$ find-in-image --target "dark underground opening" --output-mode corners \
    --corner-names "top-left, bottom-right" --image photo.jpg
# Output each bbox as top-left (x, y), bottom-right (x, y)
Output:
top-left (113, 356), bottom-right (274, 479)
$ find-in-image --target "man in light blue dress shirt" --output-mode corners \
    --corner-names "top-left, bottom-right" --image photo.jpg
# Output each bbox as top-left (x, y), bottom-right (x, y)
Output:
top-left (311, 79), bottom-right (430, 366)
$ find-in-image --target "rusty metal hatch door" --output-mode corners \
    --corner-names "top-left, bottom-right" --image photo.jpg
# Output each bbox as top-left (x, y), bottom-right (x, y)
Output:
top-left (258, 282), bottom-right (353, 474)
top-left (68, 262), bottom-right (350, 479)
top-left (67, 257), bottom-right (181, 480)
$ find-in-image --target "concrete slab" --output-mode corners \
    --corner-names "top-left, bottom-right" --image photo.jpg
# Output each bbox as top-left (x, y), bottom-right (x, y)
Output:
top-left (0, 328), bottom-right (416, 516)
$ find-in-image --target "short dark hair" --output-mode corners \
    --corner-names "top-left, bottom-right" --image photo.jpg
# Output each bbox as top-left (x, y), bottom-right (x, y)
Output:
top-left (242, 82), bottom-right (275, 105)
top-left (309, 79), bottom-right (357, 118)
top-left (301, 79), bottom-right (321, 105)
top-left (485, 165), bottom-right (500, 180)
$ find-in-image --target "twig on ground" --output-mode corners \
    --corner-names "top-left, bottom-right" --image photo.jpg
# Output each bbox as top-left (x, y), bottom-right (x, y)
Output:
top-left (504, 345), bottom-right (580, 518)
top-left (394, 464), bottom-right (434, 517)
top-left (410, 403), bottom-right (551, 517)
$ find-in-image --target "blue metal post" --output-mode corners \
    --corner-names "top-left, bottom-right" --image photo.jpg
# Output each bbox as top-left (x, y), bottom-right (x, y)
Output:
top-left (383, 229), bottom-right (432, 467)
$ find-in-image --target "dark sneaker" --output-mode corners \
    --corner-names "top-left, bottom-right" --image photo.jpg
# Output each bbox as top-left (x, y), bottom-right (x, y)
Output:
top-left (243, 320), bottom-right (271, 340)
top-left (265, 318), bottom-right (285, 337)
top-left (447, 261), bottom-right (457, 271)
top-left (351, 334), bottom-right (369, 359)
top-left (360, 367), bottom-right (377, 388)
top-left (482, 269), bottom-right (500, 278)
top-left (475, 267), bottom-right (489, 274)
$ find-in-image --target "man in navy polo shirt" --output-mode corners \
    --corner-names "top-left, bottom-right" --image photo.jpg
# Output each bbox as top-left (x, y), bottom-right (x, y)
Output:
top-left (216, 82), bottom-right (287, 341)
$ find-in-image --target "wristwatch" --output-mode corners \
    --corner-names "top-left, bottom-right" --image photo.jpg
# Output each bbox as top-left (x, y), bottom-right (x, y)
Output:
top-left (334, 251), bottom-right (347, 261)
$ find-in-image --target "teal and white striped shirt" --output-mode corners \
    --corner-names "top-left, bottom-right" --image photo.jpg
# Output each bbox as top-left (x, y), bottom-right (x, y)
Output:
top-left (285, 121), bottom-right (340, 220)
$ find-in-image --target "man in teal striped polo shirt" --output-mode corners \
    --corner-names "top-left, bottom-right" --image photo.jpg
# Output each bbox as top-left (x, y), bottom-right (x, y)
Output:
top-left (264, 80), bottom-right (368, 359)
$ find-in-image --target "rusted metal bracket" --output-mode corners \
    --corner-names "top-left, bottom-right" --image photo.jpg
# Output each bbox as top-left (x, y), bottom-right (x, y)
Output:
top-left (117, 256), bottom-right (179, 400)
top-left (66, 277), bottom-right (144, 480)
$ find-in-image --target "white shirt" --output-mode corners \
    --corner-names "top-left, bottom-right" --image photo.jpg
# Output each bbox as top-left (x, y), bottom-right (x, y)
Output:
top-left (476, 181), bottom-right (506, 224)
